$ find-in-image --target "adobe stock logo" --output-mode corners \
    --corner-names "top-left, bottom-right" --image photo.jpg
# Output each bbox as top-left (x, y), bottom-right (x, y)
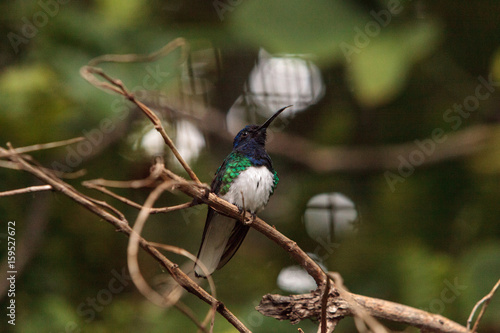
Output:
top-left (76, 267), bottom-right (132, 323)
top-left (50, 118), bottom-right (117, 173)
top-left (49, 63), bottom-right (171, 173)
top-left (212, 0), bottom-right (243, 21)
top-left (421, 278), bottom-right (467, 314)
top-left (7, 0), bottom-right (71, 54)
top-left (385, 74), bottom-right (500, 192)
top-left (55, 267), bottom-right (132, 332)
top-left (340, 0), bottom-right (407, 63)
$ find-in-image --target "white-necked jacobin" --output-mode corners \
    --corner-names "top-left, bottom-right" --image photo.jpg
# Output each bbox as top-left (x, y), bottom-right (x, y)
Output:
top-left (194, 105), bottom-right (291, 277)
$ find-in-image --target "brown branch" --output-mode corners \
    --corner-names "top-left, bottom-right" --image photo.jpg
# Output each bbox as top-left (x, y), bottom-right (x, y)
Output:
top-left (1, 135), bottom-right (320, 331)
top-left (328, 272), bottom-right (388, 333)
top-left (257, 289), bottom-right (349, 325)
top-left (257, 289), bottom-right (470, 333)
top-left (350, 293), bottom-right (468, 333)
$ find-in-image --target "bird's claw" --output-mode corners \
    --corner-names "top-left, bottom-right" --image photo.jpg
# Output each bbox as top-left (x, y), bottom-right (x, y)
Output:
top-left (243, 212), bottom-right (256, 225)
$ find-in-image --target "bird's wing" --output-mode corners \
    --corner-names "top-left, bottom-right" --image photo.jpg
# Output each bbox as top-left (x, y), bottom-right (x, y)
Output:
top-left (211, 154), bottom-right (230, 194)
top-left (194, 154), bottom-right (235, 277)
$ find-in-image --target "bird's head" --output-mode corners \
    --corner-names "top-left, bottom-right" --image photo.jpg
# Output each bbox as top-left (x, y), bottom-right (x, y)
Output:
top-left (232, 105), bottom-right (292, 151)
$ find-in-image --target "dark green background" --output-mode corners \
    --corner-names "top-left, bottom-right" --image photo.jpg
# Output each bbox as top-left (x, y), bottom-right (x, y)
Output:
top-left (1, 1), bottom-right (499, 332)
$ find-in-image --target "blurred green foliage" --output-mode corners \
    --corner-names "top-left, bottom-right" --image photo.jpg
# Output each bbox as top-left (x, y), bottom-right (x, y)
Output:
top-left (1, 0), bottom-right (500, 332)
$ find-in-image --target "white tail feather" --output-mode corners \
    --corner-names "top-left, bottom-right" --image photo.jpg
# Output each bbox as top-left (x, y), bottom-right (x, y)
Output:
top-left (194, 215), bottom-right (236, 277)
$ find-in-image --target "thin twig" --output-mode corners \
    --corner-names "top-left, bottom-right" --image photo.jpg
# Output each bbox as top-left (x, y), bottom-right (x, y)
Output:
top-left (82, 157), bottom-right (196, 214)
top-left (150, 243), bottom-right (218, 333)
top-left (85, 196), bottom-right (127, 223)
top-left (0, 137), bottom-right (85, 158)
top-left (319, 277), bottom-right (330, 333)
top-left (83, 157), bottom-right (164, 189)
top-left (80, 38), bottom-right (201, 184)
top-left (128, 180), bottom-right (190, 307)
top-left (83, 178), bottom-right (159, 189)
top-left (468, 278), bottom-right (500, 332)
top-left (174, 300), bottom-right (207, 333)
top-left (81, 65), bottom-right (200, 183)
top-left (87, 37), bottom-right (188, 67)
top-left (83, 181), bottom-right (194, 213)
top-left (0, 185), bottom-right (53, 197)
top-left (329, 272), bottom-right (388, 333)
top-left (127, 180), bottom-right (217, 332)
top-left (5, 143), bottom-right (130, 227)
top-left (0, 156), bottom-right (86, 179)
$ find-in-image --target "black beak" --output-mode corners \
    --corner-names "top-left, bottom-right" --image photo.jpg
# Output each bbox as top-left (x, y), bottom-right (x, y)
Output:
top-left (257, 105), bottom-right (292, 131)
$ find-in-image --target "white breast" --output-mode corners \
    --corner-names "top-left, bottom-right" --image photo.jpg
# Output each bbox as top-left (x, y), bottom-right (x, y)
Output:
top-left (220, 166), bottom-right (275, 213)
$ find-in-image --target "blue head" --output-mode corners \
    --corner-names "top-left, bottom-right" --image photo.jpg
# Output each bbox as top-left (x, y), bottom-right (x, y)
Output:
top-left (232, 106), bottom-right (292, 153)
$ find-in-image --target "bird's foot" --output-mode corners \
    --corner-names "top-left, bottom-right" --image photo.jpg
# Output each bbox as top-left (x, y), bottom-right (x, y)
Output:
top-left (236, 207), bottom-right (255, 225)
top-left (237, 206), bottom-right (245, 219)
top-left (192, 187), bottom-right (211, 205)
top-left (243, 212), bottom-right (256, 225)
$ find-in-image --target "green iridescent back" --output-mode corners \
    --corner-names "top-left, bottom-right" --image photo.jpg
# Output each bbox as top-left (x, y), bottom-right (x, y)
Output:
top-left (217, 152), bottom-right (279, 195)
top-left (272, 170), bottom-right (279, 194)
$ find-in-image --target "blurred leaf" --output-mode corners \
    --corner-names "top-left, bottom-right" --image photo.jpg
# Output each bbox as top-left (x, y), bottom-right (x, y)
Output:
top-left (0, 64), bottom-right (55, 115)
top-left (18, 294), bottom-right (81, 333)
top-left (348, 20), bottom-right (442, 107)
top-left (0, 64), bottom-right (74, 143)
top-left (396, 243), bottom-right (451, 309)
top-left (230, 0), bottom-right (366, 64)
top-left (95, 0), bottom-right (149, 29)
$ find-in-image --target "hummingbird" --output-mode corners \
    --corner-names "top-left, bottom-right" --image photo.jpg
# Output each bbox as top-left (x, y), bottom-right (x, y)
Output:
top-left (194, 105), bottom-right (291, 277)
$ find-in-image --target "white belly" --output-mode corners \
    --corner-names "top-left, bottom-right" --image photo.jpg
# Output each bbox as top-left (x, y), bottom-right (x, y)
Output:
top-left (220, 166), bottom-right (274, 213)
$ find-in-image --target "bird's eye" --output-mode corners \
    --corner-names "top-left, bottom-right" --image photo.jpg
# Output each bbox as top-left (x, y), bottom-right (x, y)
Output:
top-left (241, 131), bottom-right (248, 137)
